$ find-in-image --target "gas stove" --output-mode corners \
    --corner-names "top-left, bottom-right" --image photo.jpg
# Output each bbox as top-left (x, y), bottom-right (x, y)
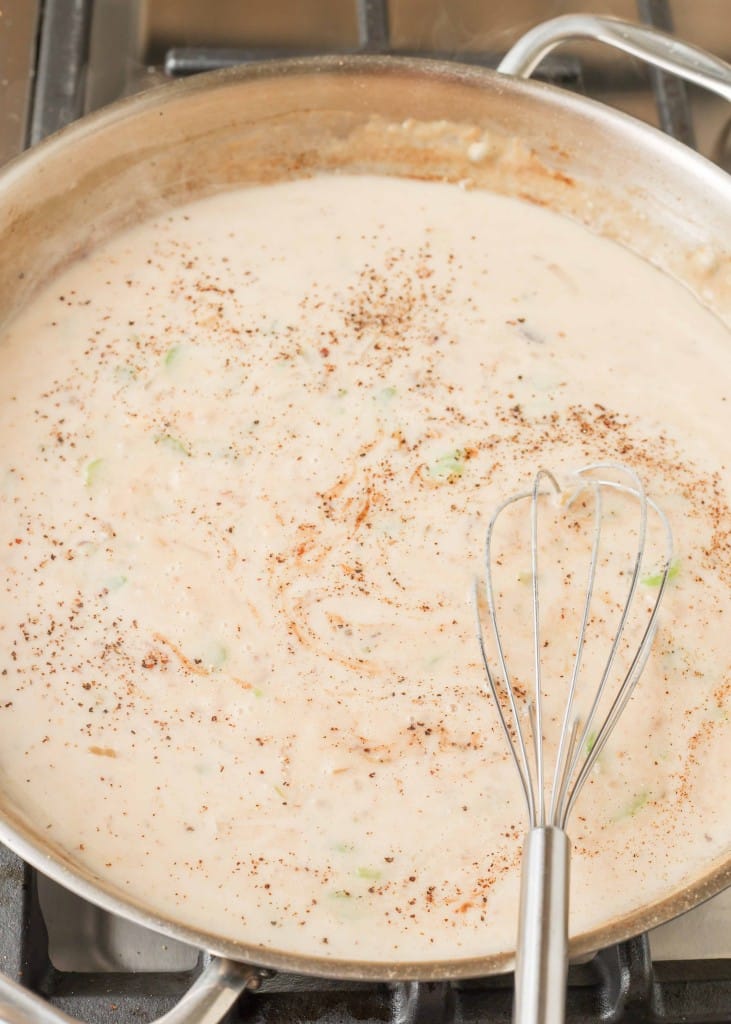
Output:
top-left (0, 850), bottom-right (727, 1023)
top-left (0, 1), bottom-right (730, 1022)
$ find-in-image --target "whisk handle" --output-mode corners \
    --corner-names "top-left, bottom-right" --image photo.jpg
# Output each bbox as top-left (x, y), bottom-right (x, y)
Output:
top-left (514, 826), bottom-right (570, 1024)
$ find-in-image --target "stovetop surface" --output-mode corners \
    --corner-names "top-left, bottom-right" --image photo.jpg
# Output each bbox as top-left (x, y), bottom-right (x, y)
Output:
top-left (3, 0), bottom-right (731, 168)
top-left (0, 843), bottom-right (726, 1024)
top-left (0, 1), bottom-right (729, 1020)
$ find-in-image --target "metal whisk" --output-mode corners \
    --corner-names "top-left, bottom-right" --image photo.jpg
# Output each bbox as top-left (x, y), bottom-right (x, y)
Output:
top-left (475, 463), bottom-right (673, 1024)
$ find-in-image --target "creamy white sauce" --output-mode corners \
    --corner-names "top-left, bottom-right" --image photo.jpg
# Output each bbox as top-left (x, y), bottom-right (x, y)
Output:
top-left (0, 174), bottom-right (728, 967)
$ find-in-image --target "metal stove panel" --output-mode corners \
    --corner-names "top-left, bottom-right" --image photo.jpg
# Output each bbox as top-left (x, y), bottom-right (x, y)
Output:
top-left (0, 1), bottom-right (729, 1019)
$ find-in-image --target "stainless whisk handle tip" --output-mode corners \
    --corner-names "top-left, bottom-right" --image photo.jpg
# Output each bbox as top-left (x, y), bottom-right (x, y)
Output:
top-left (514, 826), bottom-right (570, 1024)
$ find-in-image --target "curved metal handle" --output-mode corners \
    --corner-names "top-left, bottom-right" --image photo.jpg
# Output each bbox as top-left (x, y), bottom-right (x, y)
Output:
top-left (0, 955), bottom-right (263, 1024)
top-left (498, 14), bottom-right (731, 103)
top-left (513, 827), bottom-right (570, 1024)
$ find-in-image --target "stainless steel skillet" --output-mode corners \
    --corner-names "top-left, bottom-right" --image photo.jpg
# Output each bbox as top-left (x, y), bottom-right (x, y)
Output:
top-left (0, 14), bottom-right (728, 1023)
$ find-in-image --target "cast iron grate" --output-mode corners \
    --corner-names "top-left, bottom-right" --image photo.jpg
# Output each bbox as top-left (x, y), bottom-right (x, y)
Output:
top-left (162, 0), bottom-right (583, 86)
top-left (31, 0), bottom-right (695, 147)
top-left (1, 844), bottom-right (729, 1024)
top-left (160, 0), bottom-right (695, 150)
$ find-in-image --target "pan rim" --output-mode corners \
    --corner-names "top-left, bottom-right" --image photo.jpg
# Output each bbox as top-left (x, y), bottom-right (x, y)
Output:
top-left (0, 53), bottom-right (729, 983)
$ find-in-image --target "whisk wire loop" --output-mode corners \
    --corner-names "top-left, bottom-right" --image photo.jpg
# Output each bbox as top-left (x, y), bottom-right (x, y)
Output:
top-left (474, 582), bottom-right (537, 823)
top-left (476, 463), bottom-right (673, 832)
top-left (476, 485), bottom-right (539, 826)
top-left (563, 567), bottom-right (668, 825)
top-left (530, 469), bottom-right (561, 826)
top-left (548, 478), bottom-right (603, 827)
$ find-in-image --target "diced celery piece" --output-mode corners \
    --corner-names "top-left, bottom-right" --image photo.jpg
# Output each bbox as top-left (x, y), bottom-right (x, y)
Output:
top-left (154, 434), bottom-right (191, 457)
top-left (642, 559), bottom-right (680, 588)
top-left (113, 364), bottom-right (137, 382)
top-left (84, 458), bottom-right (105, 488)
top-left (164, 345), bottom-right (184, 368)
top-left (428, 449), bottom-right (465, 480)
top-left (106, 575), bottom-right (127, 591)
top-left (620, 790), bottom-right (649, 819)
top-left (356, 866), bottom-right (381, 881)
top-left (374, 385), bottom-right (397, 404)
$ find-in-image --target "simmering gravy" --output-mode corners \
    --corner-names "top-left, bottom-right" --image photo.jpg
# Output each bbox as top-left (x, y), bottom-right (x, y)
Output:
top-left (0, 175), bottom-right (728, 965)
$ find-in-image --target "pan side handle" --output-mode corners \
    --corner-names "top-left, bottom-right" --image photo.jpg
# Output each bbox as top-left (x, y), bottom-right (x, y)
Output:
top-left (498, 14), bottom-right (731, 103)
top-left (0, 955), bottom-right (263, 1024)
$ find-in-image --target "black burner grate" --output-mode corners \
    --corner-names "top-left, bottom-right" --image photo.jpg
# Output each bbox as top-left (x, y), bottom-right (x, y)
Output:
top-left (161, 0), bottom-right (583, 88)
top-left (32, 0), bottom-right (696, 143)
